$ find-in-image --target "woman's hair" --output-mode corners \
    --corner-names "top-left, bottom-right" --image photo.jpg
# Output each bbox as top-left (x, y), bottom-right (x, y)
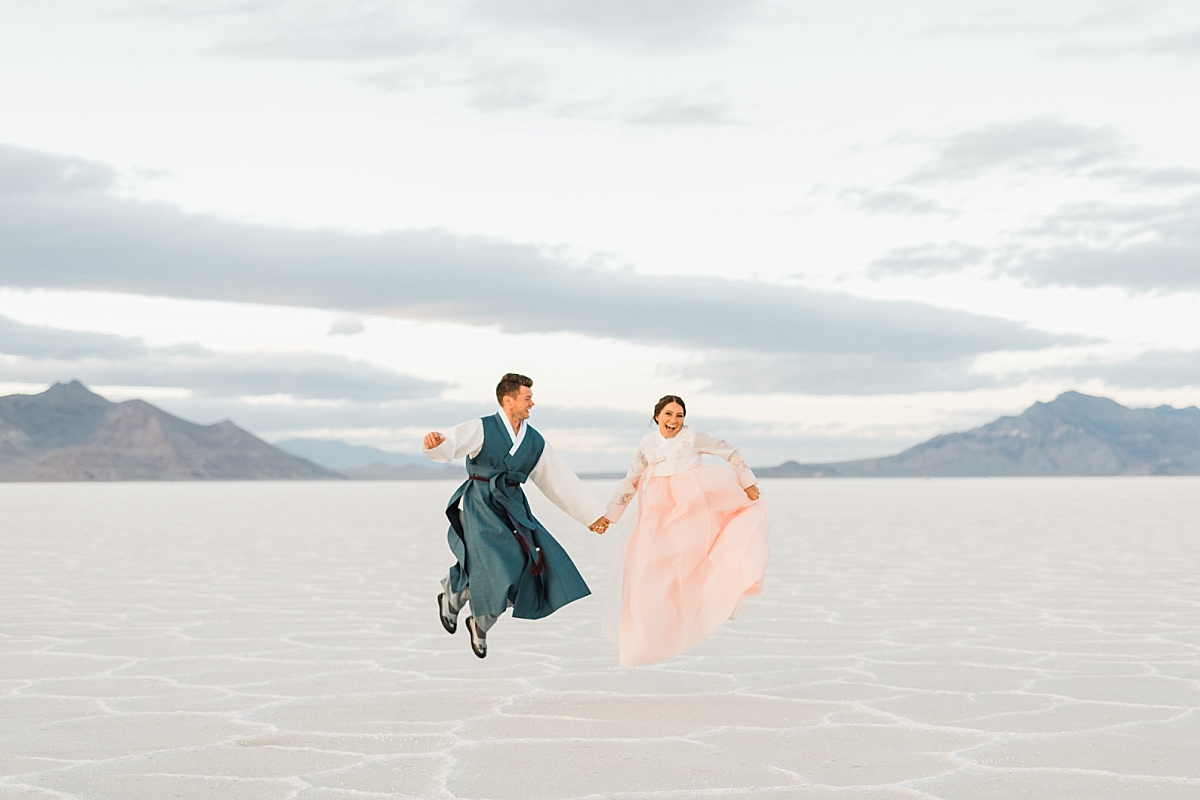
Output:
top-left (653, 395), bottom-right (686, 422)
top-left (496, 373), bottom-right (533, 404)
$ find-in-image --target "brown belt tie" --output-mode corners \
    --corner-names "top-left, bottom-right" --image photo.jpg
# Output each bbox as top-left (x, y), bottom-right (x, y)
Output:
top-left (470, 475), bottom-right (520, 487)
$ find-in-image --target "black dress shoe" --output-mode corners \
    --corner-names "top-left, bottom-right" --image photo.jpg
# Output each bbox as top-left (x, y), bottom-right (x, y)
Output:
top-left (465, 616), bottom-right (487, 659)
top-left (437, 592), bottom-right (457, 635)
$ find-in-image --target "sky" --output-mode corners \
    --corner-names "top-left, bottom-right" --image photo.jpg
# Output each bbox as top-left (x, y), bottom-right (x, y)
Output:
top-left (2, 0), bottom-right (1199, 470)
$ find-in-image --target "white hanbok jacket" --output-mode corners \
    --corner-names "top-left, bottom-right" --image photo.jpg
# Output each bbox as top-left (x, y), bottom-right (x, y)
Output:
top-left (605, 426), bottom-right (757, 522)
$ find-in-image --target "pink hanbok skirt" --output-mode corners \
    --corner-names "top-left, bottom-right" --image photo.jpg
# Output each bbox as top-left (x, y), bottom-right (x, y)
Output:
top-left (618, 464), bottom-right (770, 666)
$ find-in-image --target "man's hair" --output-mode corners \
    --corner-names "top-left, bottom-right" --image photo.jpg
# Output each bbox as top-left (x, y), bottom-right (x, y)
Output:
top-left (496, 373), bottom-right (533, 404)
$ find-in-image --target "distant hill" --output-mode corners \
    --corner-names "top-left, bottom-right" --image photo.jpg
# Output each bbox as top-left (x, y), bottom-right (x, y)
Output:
top-left (0, 381), bottom-right (338, 481)
top-left (758, 391), bottom-right (1200, 478)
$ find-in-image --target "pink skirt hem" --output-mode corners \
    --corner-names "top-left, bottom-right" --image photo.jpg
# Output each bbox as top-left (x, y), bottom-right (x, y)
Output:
top-left (619, 464), bottom-right (770, 666)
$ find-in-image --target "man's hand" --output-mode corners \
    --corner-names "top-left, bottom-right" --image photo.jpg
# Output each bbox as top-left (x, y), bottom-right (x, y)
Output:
top-left (744, 485), bottom-right (760, 501)
top-left (423, 431), bottom-right (446, 450)
top-left (589, 516), bottom-right (611, 534)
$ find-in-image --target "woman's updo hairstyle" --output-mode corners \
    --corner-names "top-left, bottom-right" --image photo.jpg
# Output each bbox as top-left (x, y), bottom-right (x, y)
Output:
top-left (653, 395), bottom-right (686, 422)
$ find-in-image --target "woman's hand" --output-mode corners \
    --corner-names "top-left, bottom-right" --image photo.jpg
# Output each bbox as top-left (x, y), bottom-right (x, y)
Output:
top-left (744, 485), bottom-right (760, 501)
top-left (423, 431), bottom-right (445, 450)
top-left (589, 517), bottom-right (611, 534)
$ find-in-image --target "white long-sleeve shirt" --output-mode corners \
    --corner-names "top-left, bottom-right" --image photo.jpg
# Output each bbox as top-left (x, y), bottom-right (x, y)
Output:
top-left (605, 426), bottom-right (757, 522)
top-left (423, 415), bottom-right (604, 527)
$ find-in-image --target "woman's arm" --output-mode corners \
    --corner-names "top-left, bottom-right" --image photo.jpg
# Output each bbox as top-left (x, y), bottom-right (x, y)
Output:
top-left (604, 443), bottom-right (650, 523)
top-left (694, 431), bottom-right (759, 492)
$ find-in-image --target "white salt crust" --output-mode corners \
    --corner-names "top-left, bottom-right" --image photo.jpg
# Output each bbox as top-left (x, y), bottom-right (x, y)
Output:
top-left (1, 478), bottom-right (1198, 799)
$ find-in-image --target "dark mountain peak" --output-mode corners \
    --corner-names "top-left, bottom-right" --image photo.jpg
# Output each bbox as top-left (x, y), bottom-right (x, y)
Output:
top-left (1051, 390), bottom-right (1094, 403)
top-left (756, 392), bottom-right (1200, 478)
top-left (1025, 391), bottom-right (1135, 432)
top-left (0, 381), bottom-right (339, 481)
top-left (39, 379), bottom-right (113, 406)
top-left (1152, 403), bottom-right (1200, 419)
top-left (1038, 390), bottom-right (1122, 413)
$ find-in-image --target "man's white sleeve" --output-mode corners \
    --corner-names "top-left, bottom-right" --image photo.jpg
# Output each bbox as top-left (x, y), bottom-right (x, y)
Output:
top-left (422, 419), bottom-right (485, 462)
top-left (530, 441), bottom-right (605, 526)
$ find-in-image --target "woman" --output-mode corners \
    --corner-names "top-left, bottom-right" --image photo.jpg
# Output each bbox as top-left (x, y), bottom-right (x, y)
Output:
top-left (602, 395), bottom-right (770, 666)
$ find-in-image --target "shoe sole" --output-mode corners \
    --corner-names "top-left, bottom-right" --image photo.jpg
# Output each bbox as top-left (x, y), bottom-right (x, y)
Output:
top-left (466, 617), bottom-right (487, 659)
top-left (437, 593), bottom-right (457, 635)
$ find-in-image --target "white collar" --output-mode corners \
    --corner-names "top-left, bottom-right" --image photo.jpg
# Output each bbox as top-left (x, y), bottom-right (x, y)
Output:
top-left (652, 422), bottom-right (691, 453)
top-left (654, 425), bottom-right (687, 447)
top-left (496, 412), bottom-right (527, 456)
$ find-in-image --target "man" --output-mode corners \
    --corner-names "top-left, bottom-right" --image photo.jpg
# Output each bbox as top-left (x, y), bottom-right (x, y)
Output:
top-left (423, 373), bottom-right (611, 658)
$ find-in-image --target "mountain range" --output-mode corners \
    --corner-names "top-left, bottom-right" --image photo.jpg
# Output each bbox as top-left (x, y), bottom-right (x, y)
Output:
top-left (4, 383), bottom-right (1200, 481)
top-left (758, 391), bottom-right (1200, 477)
top-left (0, 381), bottom-right (336, 481)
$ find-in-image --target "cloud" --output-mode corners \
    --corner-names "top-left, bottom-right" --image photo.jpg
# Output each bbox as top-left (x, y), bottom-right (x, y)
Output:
top-left (137, 0), bottom-right (457, 62)
top-left (214, 32), bottom-right (448, 61)
top-left (142, 0), bottom-right (755, 57)
top-left (328, 316), bottom-right (365, 336)
top-left (464, 64), bottom-right (549, 111)
top-left (0, 143), bottom-right (1075, 394)
top-left (0, 315), bottom-right (146, 360)
top-left (841, 188), bottom-right (955, 217)
top-left (865, 115), bottom-right (1200, 292)
top-left (870, 243), bottom-right (989, 278)
top-left (688, 351), bottom-right (1003, 396)
top-left (1040, 349), bottom-right (1200, 390)
top-left (469, 0), bottom-right (757, 50)
top-left (127, 0), bottom-right (747, 125)
top-left (1087, 165), bottom-right (1200, 188)
top-left (870, 193), bottom-right (1200, 292)
top-left (1137, 27), bottom-right (1200, 55)
top-left (0, 145), bottom-right (115, 196)
top-left (1009, 194), bottom-right (1200, 292)
top-left (0, 315), bottom-right (443, 402)
top-left (626, 99), bottom-right (731, 127)
top-left (907, 118), bottom-right (1127, 183)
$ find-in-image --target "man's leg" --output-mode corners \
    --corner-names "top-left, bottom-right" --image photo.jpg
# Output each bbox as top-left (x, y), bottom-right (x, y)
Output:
top-left (471, 609), bottom-right (500, 633)
top-left (440, 572), bottom-right (469, 622)
top-left (442, 572), bottom-right (501, 632)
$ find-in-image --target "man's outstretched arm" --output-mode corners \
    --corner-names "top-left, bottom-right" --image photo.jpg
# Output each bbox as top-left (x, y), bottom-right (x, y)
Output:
top-left (422, 419), bottom-right (486, 462)
top-left (529, 441), bottom-right (609, 534)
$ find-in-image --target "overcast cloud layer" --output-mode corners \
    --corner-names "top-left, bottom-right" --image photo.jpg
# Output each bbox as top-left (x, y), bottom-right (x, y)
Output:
top-left (0, 143), bottom-right (1072, 395)
top-left (872, 118), bottom-right (1200, 292)
top-left (2, 0), bottom-right (1200, 466)
top-left (0, 315), bottom-right (443, 401)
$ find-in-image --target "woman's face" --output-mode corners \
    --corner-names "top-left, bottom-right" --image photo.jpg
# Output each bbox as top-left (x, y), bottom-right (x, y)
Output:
top-left (656, 402), bottom-right (685, 438)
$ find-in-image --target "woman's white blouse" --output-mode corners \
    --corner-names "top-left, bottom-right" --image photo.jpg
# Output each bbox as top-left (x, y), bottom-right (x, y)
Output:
top-left (605, 426), bottom-right (756, 522)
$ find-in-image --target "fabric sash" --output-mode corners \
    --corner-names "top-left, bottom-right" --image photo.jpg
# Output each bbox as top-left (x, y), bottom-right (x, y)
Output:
top-left (466, 466), bottom-right (546, 576)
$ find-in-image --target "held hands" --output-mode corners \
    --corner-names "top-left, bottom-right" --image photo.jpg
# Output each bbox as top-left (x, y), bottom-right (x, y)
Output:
top-left (423, 431), bottom-right (446, 450)
top-left (745, 485), bottom-right (760, 501)
top-left (589, 516), bottom-right (612, 535)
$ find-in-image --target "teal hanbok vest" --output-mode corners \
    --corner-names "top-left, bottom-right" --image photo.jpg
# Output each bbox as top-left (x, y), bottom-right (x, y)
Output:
top-left (443, 414), bottom-right (591, 619)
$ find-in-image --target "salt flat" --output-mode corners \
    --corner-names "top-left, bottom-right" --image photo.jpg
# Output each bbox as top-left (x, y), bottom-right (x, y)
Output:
top-left (1, 478), bottom-right (1198, 800)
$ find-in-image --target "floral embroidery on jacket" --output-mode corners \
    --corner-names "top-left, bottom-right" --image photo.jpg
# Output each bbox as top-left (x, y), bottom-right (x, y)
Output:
top-left (724, 444), bottom-right (751, 474)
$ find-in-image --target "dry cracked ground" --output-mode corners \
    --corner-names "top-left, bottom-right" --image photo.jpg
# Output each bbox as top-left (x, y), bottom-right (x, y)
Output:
top-left (1, 478), bottom-right (1198, 799)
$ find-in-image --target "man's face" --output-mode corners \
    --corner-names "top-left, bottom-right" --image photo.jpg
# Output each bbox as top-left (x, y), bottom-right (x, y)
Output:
top-left (502, 386), bottom-right (534, 421)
